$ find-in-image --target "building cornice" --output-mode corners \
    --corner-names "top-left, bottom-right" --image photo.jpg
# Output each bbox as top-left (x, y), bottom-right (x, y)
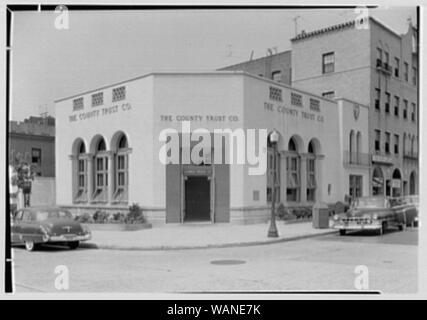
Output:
top-left (290, 17), bottom-right (408, 43)
top-left (55, 71), bottom-right (337, 106)
top-left (9, 132), bottom-right (55, 141)
top-left (217, 50), bottom-right (291, 70)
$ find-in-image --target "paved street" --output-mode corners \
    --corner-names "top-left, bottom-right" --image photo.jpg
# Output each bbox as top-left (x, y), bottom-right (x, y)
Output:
top-left (12, 228), bottom-right (418, 294)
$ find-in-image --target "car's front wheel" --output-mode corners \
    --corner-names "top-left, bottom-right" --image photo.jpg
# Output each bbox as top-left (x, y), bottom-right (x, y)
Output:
top-left (339, 229), bottom-right (346, 236)
top-left (68, 241), bottom-right (79, 250)
top-left (25, 240), bottom-right (36, 252)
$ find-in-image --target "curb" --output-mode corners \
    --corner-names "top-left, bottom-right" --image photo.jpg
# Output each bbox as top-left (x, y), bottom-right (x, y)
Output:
top-left (80, 229), bottom-right (338, 251)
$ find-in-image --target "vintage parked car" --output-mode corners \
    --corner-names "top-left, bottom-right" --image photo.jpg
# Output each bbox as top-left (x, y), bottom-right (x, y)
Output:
top-left (332, 196), bottom-right (418, 236)
top-left (401, 195), bottom-right (419, 226)
top-left (11, 206), bottom-right (92, 251)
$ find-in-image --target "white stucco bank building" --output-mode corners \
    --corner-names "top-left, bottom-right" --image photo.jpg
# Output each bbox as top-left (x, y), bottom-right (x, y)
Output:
top-left (55, 71), bottom-right (369, 224)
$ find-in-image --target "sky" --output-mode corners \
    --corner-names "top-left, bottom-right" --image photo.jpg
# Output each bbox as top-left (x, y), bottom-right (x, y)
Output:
top-left (10, 6), bottom-right (417, 121)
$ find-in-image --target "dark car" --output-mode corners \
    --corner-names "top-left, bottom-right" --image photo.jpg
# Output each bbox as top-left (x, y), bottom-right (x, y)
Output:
top-left (11, 207), bottom-right (91, 251)
top-left (332, 196), bottom-right (417, 236)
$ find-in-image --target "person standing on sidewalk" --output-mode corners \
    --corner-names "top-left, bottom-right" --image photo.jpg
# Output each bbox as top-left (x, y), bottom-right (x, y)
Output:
top-left (9, 165), bottom-right (19, 216)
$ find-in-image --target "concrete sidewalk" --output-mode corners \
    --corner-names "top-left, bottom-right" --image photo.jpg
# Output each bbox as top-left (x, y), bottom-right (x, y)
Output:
top-left (83, 221), bottom-right (337, 251)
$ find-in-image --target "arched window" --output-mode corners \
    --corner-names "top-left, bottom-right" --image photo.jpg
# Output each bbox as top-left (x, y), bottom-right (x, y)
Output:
top-left (411, 135), bottom-right (415, 155)
top-left (391, 168), bottom-right (402, 197)
top-left (93, 138), bottom-right (108, 202)
top-left (356, 132), bottom-right (362, 163)
top-left (306, 140), bottom-right (317, 202)
top-left (288, 138), bottom-right (296, 152)
top-left (114, 134), bottom-right (130, 203)
top-left (286, 137), bottom-right (300, 202)
top-left (74, 140), bottom-right (87, 203)
top-left (403, 133), bottom-right (407, 155)
top-left (409, 171), bottom-right (417, 195)
top-left (372, 167), bottom-right (384, 196)
top-left (349, 130), bottom-right (355, 163)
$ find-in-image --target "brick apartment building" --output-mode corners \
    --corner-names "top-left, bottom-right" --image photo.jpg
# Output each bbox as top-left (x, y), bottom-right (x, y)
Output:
top-left (221, 17), bottom-right (418, 198)
top-left (9, 116), bottom-right (56, 177)
top-left (220, 50), bottom-right (292, 85)
top-left (291, 17), bottom-right (418, 197)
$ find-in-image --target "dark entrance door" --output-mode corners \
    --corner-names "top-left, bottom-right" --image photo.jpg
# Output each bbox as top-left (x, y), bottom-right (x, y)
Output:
top-left (185, 176), bottom-right (210, 222)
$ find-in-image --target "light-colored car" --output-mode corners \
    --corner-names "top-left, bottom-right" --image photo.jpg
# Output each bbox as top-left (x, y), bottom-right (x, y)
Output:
top-left (332, 196), bottom-right (417, 236)
top-left (11, 207), bottom-right (92, 251)
top-left (400, 195), bottom-right (419, 226)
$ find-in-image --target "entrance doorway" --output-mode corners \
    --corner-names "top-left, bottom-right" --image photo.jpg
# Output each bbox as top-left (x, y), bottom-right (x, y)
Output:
top-left (184, 176), bottom-right (211, 222)
top-left (391, 168), bottom-right (402, 197)
top-left (409, 171), bottom-right (416, 195)
top-left (372, 167), bottom-right (384, 196)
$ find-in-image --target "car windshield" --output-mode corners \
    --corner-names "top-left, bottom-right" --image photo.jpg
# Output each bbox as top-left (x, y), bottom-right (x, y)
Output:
top-left (354, 198), bottom-right (386, 209)
top-left (33, 210), bottom-right (72, 221)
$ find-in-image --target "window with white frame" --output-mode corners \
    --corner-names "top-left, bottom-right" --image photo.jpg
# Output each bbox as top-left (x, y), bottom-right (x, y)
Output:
top-left (385, 92), bottom-right (390, 113)
top-left (411, 103), bottom-right (416, 122)
top-left (403, 99), bottom-right (408, 119)
top-left (375, 129), bottom-right (381, 152)
top-left (286, 156), bottom-right (299, 202)
top-left (376, 48), bottom-right (382, 64)
top-left (412, 66), bottom-right (417, 85)
top-left (394, 134), bottom-right (399, 154)
top-left (286, 138), bottom-right (300, 202)
top-left (114, 135), bottom-right (129, 203)
top-left (404, 62), bottom-right (409, 81)
top-left (74, 141), bottom-right (87, 203)
top-left (394, 96), bottom-right (399, 117)
top-left (385, 132), bottom-right (391, 154)
top-left (384, 51), bottom-right (389, 67)
top-left (307, 157), bottom-right (316, 202)
top-left (349, 175), bottom-right (363, 198)
top-left (322, 52), bottom-right (335, 74)
top-left (93, 139), bottom-right (108, 202)
top-left (375, 88), bottom-right (380, 110)
top-left (77, 159), bottom-right (86, 197)
top-left (271, 70), bottom-right (282, 82)
top-left (394, 57), bottom-right (400, 77)
top-left (266, 139), bottom-right (280, 204)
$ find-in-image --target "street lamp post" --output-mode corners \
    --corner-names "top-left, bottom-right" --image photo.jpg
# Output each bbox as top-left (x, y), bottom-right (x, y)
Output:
top-left (268, 130), bottom-right (279, 238)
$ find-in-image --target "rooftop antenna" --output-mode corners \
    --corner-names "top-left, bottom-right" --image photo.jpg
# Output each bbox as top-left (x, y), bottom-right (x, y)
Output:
top-left (292, 15), bottom-right (301, 36)
top-left (38, 104), bottom-right (49, 125)
top-left (249, 50), bottom-right (254, 61)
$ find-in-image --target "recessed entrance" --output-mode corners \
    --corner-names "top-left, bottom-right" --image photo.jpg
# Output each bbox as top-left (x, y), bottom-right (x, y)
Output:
top-left (184, 176), bottom-right (211, 222)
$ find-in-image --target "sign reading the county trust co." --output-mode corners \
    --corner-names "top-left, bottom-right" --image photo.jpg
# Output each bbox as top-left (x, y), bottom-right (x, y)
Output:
top-left (264, 102), bottom-right (324, 123)
top-left (69, 103), bottom-right (132, 122)
top-left (160, 115), bottom-right (239, 122)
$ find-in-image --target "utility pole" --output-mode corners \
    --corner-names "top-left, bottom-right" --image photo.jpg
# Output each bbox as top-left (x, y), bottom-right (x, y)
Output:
top-left (293, 15), bottom-right (300, 37)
